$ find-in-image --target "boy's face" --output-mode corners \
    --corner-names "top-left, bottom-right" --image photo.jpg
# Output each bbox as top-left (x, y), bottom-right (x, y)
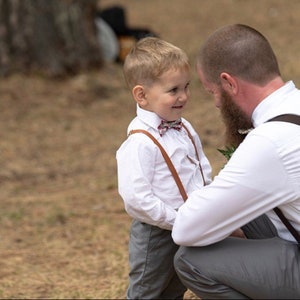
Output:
top-left (142, 67), bottom-right (190, 121)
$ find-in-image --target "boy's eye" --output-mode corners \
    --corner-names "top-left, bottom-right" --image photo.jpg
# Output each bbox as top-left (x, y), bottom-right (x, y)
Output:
top-left (169, 87), bottom-right (178, 93)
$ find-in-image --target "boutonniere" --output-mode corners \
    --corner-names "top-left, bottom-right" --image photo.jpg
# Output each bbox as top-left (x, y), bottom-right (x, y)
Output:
top-left (217, 128), bottom-right (253, 162)
top-left (237, 128), bottom-right (253, 135)
top-left (217, 145), bottom-right (237, 161)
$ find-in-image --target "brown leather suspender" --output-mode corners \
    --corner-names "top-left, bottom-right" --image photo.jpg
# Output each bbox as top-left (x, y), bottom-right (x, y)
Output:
top-left (267, 114), bottom-right (300, 243)
top-left (273, 207), bottom-right (300, 244)
top-left (181, 124), bottom-right (207, 186)
top-left (129, 125), bottom-right (206, 201)
top-left (129, 129), bottom-right (188, 201)
top-left (267, 114), bottom-right (300, 126)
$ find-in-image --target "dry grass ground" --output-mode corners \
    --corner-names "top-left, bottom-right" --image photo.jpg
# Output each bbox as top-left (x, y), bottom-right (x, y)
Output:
top-left (0, 0), bottom-right (300, 298)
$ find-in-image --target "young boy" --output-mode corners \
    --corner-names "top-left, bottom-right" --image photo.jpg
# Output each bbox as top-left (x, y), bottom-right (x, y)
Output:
top-left (116, 37), bottom-right (212, 299)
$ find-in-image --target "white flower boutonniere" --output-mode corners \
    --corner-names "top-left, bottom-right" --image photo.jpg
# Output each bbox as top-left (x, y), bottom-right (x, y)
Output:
top-left (218, 127), bottom-right (253, 162)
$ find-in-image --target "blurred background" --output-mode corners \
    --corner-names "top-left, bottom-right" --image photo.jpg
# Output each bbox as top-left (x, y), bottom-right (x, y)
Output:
top-left (0, 0), bottom-right (299, 298)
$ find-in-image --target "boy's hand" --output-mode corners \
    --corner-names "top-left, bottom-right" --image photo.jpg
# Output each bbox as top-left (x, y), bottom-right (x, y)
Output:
top-left (230, 228), bottom-right (246, 238)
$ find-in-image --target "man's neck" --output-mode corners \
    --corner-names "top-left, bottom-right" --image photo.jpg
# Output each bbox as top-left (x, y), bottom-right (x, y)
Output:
top-left (237, 76), bottom-right (285, 117)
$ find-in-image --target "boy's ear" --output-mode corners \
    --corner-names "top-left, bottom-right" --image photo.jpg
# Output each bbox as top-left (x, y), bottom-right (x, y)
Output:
top-left (220, 72), bottom-right (238, 95)
top-left (132, 85), bottom-right (148, 107)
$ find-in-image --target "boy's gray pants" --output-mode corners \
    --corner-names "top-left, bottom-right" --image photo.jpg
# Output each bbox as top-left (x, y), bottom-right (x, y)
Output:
top-left (174, 214), bottom-right (300, 299)
top-left (127, 220), bottom-right (186, 299)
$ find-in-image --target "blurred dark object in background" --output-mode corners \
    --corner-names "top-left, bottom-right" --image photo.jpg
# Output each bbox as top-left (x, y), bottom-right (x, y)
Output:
top-left (95, 5), bottom-right (158, 62)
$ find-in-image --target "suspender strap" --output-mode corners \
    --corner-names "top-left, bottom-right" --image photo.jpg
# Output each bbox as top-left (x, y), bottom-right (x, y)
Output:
top-left (267, 114), bottom-right (300, 125)
top-left (182, 124), bottom-right (207, 186)
top-left (267, 113), bottom-right (300, 244)
top-left (129, 129), bottom-right (188, 201)
top-left (273, 207), bottom-right (300, 244)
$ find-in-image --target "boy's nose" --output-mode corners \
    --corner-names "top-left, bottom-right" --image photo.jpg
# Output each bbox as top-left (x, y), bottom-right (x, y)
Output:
top-left (179, 90), bottom-right (189, 101)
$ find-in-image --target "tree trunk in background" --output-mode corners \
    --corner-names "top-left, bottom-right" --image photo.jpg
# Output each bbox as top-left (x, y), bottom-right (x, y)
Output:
top-left (0, 0), bottom-right (102, 77)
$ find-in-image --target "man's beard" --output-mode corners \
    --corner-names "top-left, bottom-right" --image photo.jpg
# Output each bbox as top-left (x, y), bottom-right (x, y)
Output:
top-left (220, 89), bottom-right (253, 147)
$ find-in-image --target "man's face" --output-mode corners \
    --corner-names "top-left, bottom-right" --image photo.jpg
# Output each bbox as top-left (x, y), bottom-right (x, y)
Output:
top-left (197, 66), bottom-right (223, 108)
top-left (219, 87), bottom-right (253, 147)
top-left (197, 65), bottom-right (252, 146)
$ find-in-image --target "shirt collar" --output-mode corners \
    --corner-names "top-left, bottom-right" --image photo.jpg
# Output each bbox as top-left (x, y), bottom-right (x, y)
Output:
top-left (252, 81), bottom-right (296, 127)
top-left (136, 104), bottom-right (162, 130)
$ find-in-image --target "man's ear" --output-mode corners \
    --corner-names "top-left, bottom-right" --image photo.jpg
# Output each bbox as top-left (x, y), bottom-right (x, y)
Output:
top-left (132, 85), bottom-right (148, 107)
top-left (220, 72), bottom-right (238, 95)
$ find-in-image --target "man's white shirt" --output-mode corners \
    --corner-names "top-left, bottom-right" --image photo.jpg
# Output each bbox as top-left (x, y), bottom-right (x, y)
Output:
top-left (172, 81), bottom-right (300, 246)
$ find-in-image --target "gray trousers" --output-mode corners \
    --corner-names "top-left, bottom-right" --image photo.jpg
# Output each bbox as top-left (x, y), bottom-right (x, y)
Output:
top-left (127, 220), bottom-right (186, 299)
top-left (174, 215), bottom-right (300, 299)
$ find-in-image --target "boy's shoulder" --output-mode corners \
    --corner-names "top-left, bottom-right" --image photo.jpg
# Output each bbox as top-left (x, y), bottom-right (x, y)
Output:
top-left (127, 116), bottom-right (158, 135)
top-left (128, 116), bottom-right (146, 130)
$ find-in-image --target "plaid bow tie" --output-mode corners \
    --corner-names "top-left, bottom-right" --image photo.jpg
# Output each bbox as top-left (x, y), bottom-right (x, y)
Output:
top-left (158, 119), bottom-right (182, 136)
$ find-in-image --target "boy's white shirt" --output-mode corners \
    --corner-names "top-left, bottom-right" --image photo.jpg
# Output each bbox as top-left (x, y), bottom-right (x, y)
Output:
top-left (116, 105), bottom-right (212, 230)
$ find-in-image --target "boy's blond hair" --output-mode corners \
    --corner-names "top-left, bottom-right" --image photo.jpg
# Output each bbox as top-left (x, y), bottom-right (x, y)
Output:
top-left (123, 37), bottom-right (189, 89)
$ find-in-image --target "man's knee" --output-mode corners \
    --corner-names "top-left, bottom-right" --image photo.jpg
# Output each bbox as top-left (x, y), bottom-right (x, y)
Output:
top-left (174, 246), bottom-right (185, 272)
top-left (174, 246), bottom-right (195, 281)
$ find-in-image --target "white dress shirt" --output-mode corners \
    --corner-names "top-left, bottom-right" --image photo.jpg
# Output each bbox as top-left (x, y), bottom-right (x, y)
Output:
top-left (116, 105), bottom-right (212, 230)
top-left (172, 81), bottom-right (300, 245)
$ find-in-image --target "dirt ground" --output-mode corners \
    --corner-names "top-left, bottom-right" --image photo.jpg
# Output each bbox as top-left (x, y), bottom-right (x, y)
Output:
top-left (0, 0), bottom-right (300, 298)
